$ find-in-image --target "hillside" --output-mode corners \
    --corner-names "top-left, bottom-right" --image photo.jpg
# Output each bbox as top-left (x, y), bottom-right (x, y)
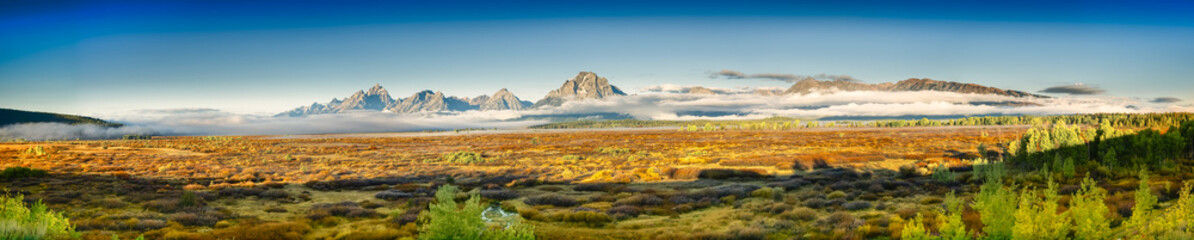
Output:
top-left (0, 108), bottom-right (122, 127)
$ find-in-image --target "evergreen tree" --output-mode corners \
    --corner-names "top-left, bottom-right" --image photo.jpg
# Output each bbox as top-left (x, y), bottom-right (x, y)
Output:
top-left (1070, 177), bottom-right (1111, 240)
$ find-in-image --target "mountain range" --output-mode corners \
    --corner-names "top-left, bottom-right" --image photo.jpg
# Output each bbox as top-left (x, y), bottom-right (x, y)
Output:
top-left (784, 77), bottom-right (1049, 98)
top-left (278, 72), bottom-right (1047, 117)
top-left (278, 72), bottom-right (622, 117)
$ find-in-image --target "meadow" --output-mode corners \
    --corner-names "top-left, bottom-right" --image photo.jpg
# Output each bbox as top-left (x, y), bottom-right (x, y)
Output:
top-left (2, 113), bottom-right (1194, 239)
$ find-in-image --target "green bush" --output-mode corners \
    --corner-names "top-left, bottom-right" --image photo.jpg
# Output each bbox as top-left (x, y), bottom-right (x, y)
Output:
top-left (0, 194), bottom-right (79, 239)
top-left (596, 147), bottom-right (630, 155)
top-left (23, 146), bottom-right (46, 156)
top-left (931, 163), bottom-right (955, 182)
top-left (440, 151), bottom-right (488, 164)
top-left (419, 185), bottom-right (534, 240)
top-left (0, 167), bottom-right (47, 180)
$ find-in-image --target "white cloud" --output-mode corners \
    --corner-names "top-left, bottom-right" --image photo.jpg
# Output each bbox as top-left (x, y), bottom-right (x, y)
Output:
top-left (7, 90), bottom-right (1190, 140)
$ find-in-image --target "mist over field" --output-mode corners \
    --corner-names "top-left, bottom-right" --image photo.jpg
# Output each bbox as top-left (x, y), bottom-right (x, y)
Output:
top-left (5, 90), bottom-right (1186, 141)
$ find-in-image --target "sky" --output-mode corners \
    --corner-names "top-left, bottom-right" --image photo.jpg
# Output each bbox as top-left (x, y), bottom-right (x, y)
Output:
top-left (2, 0), bottom-right (1194, 116)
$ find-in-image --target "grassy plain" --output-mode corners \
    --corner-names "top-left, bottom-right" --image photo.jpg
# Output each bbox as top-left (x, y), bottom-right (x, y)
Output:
top-left (2, 124), bottom-right (1192, 239)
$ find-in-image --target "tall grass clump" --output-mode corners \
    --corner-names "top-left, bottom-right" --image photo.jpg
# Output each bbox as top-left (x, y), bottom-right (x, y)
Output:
top-left (0, 194), bottom-right (78, 239)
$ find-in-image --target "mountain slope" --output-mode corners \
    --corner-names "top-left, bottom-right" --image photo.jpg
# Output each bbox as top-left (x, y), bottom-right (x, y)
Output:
top-left (278, 84), bottom-right (399, 117)
top-left (336, 84), bottom-right (395, 111)
top-left (0, 108), bottom-right (122, 127)
top-left (784, 78), bottom-right (1048, 98)
top-left (481, 88), bottom-right (530, 110)
top-left (532, 71), bottom-right (627, 108)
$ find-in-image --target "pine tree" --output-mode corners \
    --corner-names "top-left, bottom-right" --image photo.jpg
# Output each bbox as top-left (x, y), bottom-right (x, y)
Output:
top-left (1070, 177), bottom-right (1111, 239)
top-left (975, 178), bottom-right (1016, 239)
top-left (938, 191), bottom-right (969, 240)
top-left (1123, 170), bottom-right (1158, 236)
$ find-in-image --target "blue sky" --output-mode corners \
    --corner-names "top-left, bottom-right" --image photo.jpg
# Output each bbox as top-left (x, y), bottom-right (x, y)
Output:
top-left (2, 0), bottom-right (1193, 115)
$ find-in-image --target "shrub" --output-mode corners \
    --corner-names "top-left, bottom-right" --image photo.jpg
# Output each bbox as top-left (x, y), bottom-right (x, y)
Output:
top-left (613, 194), bottom-right (664, 207)
top-left (818, 212), bottom-right (861, 230)
top-left (0, 167), bottom-right (47, 180)
top-left (573, 183), bottom-right (618, 192)
top-left (607, 205), bottom-right (642, 218)
top-left (168, 212), bottom-right (218, 226)
top-left (707, 184), bottom-right (762, 199)
top-left (178, 191), bottom-right (198, 208)
top-left (440, 151), bottom-right (488, 164)
top-left (898, 164), bottom-right (918, 178)
top-left (843, 201), bottom-right (873, 211)
top-left (259, 189), bottom-right (290, 200)
top-left (391, 208), bottom-right (422, 225)
top-left (750, 188), bottom-right (773, 199)
top-left (375, 190), bottom-right (415, 201)
top-left (697, 169), bottom-right (765, 180)
top-left (781, 207), bottom-right (819, 221)
top-left (211, 221), bottom-right (311, 240)
top-left (803, 198), bottom-right (832, 208)
top-left (827, 191), bottom-right (847, 200)
top-left (523, 194), bottom-right (578, 207)
top-left (767, 179), bottom-right (808, 191)
top-left (597, 147), bottom-right (630, 155)
top-left (217, 187), bottom-right (265, 198)
top-left (812, 159), bottom-right (832, 169)
top-left (762, 203), bottom-right (791, 214)
top-left (550, 211), bottom-right (614, 227)
top-left (0, 194), bottom-right (78, 239)
top-left (308, 202), bottom-right (378, 219)
top-left (480, 189), bottom-right (519, 200)
top-left (919, 196), bottom-right (944, 205)
top-left (931, 163), bottom-right (955, 182)
top-left (144, 198), bottom-right (183, 213)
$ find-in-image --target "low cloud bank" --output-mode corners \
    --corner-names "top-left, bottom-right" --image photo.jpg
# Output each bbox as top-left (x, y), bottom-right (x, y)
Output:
top-left (112, 110), bottom-right (546, 136)
top-left (528, 90), bottom-right (1190, 120)
top-left (0, 123), bottom-right (162, 141)
top-left (6, 90), bottom-right (1190, 140)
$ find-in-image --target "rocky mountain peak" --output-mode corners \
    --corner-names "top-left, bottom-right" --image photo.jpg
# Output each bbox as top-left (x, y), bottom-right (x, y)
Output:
top-left (532, 71), bottom-right (626, 108)
top-left (482, 88), bottom-right (529, 111)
